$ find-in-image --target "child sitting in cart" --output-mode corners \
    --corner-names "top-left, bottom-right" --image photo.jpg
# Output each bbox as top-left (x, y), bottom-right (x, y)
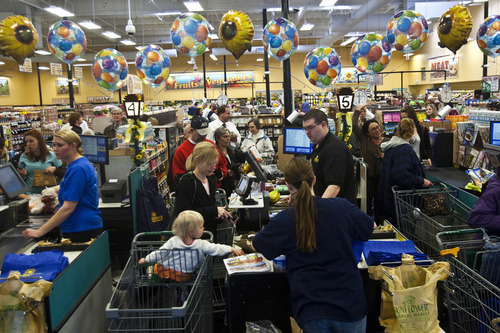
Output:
top-left (139, 210), bottom-right (244, 282)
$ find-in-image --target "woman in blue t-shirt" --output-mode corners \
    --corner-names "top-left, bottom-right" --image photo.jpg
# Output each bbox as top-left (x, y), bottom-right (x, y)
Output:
top-left (252, 157), bottom-right (375, 332)
top-left (23, 130), bottom-right (103, 242)
top-left (18, 129), bottom-right (62, 194)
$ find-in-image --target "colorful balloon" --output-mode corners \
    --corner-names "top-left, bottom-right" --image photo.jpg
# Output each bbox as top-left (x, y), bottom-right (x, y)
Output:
top-left (47, 20), bottom-right (86, 64)
top-left (135, 45), bottom-right (171, 88)
top-left (387, 10), bottom-right (428, 53)
top-left (92, 49), bottom-right (128, 92)
top-left (0, 15), bottom-right (39, 65)
top-left (437, 4), bottom-right (473, 54)
top-left (219, 11), bottom-right (254, 61)
top-left (263, 18), bottom-right (299, 61)
top-left (351, 33), bottom-right (392, 75)
top-left (303, 46), bottom-right (341, 89)
top-left (171, 13), bottom-right (211, 58)
top-left (476, 15), bottom-right (500, 58)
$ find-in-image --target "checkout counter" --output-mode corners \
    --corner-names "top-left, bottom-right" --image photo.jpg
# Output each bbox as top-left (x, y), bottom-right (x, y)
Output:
top-left (0, 162), bottom-right (112, 332)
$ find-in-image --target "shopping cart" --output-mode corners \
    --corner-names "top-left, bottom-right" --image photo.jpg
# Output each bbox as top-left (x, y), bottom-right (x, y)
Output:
top-left (213, 220), bottom-right (236, 312)
top-left (436, 228), bottom-right (500, 332)
top-left (392, 183), bottom-right (470, 258)
top-left (106, 231), bottom-right (214, 332)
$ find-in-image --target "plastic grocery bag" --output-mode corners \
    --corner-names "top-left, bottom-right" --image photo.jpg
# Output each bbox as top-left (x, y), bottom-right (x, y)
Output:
top-left (0, 271), bottom-right (52, 333)
top-left (245, 320), bottom-right (282, 333)
top-left (368, 254), bottom-right (450, 333)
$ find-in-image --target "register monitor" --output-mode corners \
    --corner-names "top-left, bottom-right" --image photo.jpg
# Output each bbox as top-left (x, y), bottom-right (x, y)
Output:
top-left (235, 175), bottom-right (257, 205)
top-left (283, 127), bottom-right (313, 155)
top-left (0, 162), bottom-right (29, 199)
top-left (244, 151), bottom-right (267, 182)
top-left (80, 135), bottom-right (109, 165)
top-left (491, 121), bottom-right (500, 147)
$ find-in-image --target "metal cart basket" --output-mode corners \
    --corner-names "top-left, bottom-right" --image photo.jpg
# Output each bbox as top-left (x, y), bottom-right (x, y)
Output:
top-left (436, 229), bottom-right (500, 332)
top-left (106, 231), bottom-right (213, 332)
top-left (392, 183), bottom-right (470, 257)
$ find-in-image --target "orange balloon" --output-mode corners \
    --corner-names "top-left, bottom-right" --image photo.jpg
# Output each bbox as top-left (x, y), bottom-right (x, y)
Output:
top-left (171, 20), bottom-right (180, 32)
top-left (117, 56), bottom-right (127, 67)
top-left (101, 72), bottom-right (114, 83)
top-left (268, 24), bottom-right (280, 35)
top-left (137, 69), bottom-right (145, 79)
top-left (92, 63), bottom-right (101, 79)
top-left (326, 68), bottom-right (337, 79)
top-left (57, 26), bottom-right (70, 38)
top-left (147, 51), bottom-right (159, 62)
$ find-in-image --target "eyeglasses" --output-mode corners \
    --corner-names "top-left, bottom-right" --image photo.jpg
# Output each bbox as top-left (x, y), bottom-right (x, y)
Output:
top-left (303, 122), bottom-right (321, 132)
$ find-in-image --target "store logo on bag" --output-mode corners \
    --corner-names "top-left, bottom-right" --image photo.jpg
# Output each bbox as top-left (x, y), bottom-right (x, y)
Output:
top-left (21, 268), bottom-right (37, 277)
top-left (393, 295), bottom-right (429, 318)
top-left (151, 212), bottom-right (163, 223)
top-left (314, 155), bottom-right (319, 163)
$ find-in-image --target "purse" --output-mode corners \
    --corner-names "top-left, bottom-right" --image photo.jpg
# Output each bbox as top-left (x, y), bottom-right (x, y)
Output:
top-left (33, 170), bottom-right (58, 187)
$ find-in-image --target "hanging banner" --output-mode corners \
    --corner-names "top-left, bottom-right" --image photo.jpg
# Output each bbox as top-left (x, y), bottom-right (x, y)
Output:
top-left (429, 56), bottom-right (459, 80)
top-left (127, 75), bottom-right (143, 94)
top-left (50, 63), bottom-right (63, 76)
top-left (74, 66), bottom-right (83, 79)
top-left (19, 58), bottom-right (32, 73)
top-left (482, 76), bottom-right (499, 93)
top-left (165, 71), bottom-right (254, 90)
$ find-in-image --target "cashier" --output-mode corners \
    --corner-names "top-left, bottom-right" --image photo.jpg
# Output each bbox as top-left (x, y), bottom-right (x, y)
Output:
top-left (23, 130), bottom-right (103, 242)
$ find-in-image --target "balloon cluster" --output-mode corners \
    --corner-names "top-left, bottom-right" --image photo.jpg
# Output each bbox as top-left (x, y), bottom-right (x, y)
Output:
top-left (92, 49), bottom-right (128, 92)
top-left (135, 45), bottom-right (171, 88)
top-left (303, 46), bottom-right (341, 89)
top-left (0, 15), bottom-right (39, 64)
top-left (351, 33), bottom-right (392, 75)
top-left (263, 18), bottom-right (299, 61)
top-left (477, 15), bottom-right (500, 58)
top-left (171, 13), bottom-right (212, 58)
top-left (387, 10), bottom-right (428, 53)
top-left (47, 20), bottom-right (86, 64)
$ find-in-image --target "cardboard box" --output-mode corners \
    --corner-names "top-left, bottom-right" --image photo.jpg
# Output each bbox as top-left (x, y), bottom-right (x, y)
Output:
top-left (420, 120), bottom-right (453, 131)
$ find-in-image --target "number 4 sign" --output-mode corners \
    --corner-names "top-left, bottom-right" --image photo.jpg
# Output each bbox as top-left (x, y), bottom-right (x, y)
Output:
top-left (336, 87), bottom-right (354, 112)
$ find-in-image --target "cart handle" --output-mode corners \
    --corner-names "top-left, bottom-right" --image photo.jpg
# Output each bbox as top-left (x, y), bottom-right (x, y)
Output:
top-left (436, 228), bottom-right (485, 237)
top-left (391, 181), bottom-right (448, 194)
top-left (132, 231), bottom-right (214, 243)
top-left (440, 247), bottom-right (460, 258)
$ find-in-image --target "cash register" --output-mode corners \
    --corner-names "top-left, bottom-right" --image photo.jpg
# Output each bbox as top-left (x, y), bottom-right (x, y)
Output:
top-left (0, 162), bottom-right (30, 231)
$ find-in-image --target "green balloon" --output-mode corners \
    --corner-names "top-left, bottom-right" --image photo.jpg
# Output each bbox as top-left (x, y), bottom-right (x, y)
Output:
top-left (366, 33), bottom-right (376, 41)
top-left (405, 11), bottom-right (416, 17)
top-left (410, 39), bottom-right (422, 50)
top-left (320, 75), bottom-right (331, 86)
top-left (196, 43), bottom-right (206, 54)
top-left (372, 62), bottom-right (383, 73)
top-left (100, 81), bottom-right (111, 90)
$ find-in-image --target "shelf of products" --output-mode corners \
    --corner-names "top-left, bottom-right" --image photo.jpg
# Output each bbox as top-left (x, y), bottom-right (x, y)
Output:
top-left (144, 143), bottom-right (170, 201)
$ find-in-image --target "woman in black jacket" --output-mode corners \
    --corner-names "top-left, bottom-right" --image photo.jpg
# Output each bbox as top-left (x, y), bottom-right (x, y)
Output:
top-left (400, 106), bottom-right (432, 167)
top-left (174, 142), bottom-right (233, 235)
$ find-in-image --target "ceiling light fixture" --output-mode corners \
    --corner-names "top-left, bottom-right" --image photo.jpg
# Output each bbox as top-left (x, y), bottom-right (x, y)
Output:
top-left (256, 58), bottom-right (263, 62)
top-left (79, 20), bottom-right (101, 29)
top-left (155, 11), bottom-right (182, 16)
top-left (44, 5), bottom-right (75, 17)
top-left (38, 66), bottom-right (50, 70)
top-left (0, 61), bottom-right (5, 65)
top-left (121, 39), bottom-right (136, 45)
top-left (209, 33), bottom-right (219, 40)
top-left (102, 31), bottom-right (121, 39)
top-left (340, 36), bottom-right (357, 46)
top-left (35, 50), bottom-right (51, 55)
top-left (210, 54), bottom-right (218, 61)
top-left (319, 0), bottom-right (338, 7)
top-left (135, 46), bottom-right (144, 51)
top-left (183, 1), bottom-right (204, 11)
top-left (300, 22), bottom-right (314, 31)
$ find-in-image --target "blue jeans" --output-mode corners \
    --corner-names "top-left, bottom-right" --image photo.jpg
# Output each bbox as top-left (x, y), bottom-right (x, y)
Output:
top-left (301, 316), bottom-right (367, 333)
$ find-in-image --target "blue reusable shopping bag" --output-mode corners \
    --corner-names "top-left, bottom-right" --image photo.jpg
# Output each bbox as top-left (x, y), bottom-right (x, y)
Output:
top-left (0, 250), bottom-right (69, 282)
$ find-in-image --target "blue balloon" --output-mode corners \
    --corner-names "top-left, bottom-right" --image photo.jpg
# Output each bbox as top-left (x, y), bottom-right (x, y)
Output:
top-left (387, 33), bottom-right (395, 44)
top-left (359, 41), bottom-right (371, 55)
top-left (59, 40), bottom-right (73, 52)
top-left (120, 70), bottom-right (128, 80)
top-left (269, 35), bottom-right (282, 48)
top-left (136, 55), bottom-right (143, 67)
top-left (494, 34), bottom-right (500, 46)
top-left (285, 25), bottom-right (296, 39)
top-left (397, 18), bottom-right (411, 33)
top-left (149, 64), bottom-right (162, 76)
top-left (172, 32), bottom-right (181, 46)
top-left (184, 19), bottom-right (198, 34)
top-left (308, 56), bottom-right (318, 69)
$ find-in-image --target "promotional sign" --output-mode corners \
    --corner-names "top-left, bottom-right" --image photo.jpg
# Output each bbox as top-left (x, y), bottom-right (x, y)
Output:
top-left (482, 76), bottom-right (499, 93)
top-left (50, 62), bottom-right (63, 76)
top-left (165, 71), bottom-right (254, 90)
top-left (18, 58), bottom-right (32, 73)
top-left (127, 75), bottom-right (143, 94)
top-left (429, 56), bottom-right (458, 80)
top-left (74, 66), bottom-right (83, 79)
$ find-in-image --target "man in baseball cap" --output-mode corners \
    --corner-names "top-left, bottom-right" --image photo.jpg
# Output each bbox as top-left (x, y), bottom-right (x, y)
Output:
top-left (170, 116), bottom-right (227, 186)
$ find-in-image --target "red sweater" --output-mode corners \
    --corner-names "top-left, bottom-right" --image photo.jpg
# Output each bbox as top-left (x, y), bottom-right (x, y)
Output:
top-left (171, 139), bottom-right (227, 186)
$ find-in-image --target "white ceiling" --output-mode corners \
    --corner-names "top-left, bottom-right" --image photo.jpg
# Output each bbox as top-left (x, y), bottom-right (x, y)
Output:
top-left (0, 0), bottom-right (486, 62)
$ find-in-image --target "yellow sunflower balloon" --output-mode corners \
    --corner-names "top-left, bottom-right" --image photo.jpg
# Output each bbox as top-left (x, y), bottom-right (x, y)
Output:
top-left (219, 11), bottom-right (254, 62)
top-left (437, 5), bottom-right (473, 54)
top-left (0, 15), bottom-right (39, 64)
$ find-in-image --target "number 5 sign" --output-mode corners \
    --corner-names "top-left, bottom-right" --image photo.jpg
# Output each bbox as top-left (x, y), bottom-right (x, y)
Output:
top-left (336, 87), bottom-right (354, 112)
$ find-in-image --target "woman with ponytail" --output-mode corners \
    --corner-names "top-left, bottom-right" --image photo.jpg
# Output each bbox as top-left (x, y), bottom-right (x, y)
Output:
top-left (252, 157), bottom-right (374, 332)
